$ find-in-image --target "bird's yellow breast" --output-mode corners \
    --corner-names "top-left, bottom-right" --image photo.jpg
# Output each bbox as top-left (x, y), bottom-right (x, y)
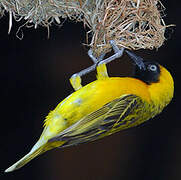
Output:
top-left (43, 77), bottom-right (151, 140)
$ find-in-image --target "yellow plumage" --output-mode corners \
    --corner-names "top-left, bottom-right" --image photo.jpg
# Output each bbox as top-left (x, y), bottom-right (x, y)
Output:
top-left (5, 61), bottom-right (174, 172)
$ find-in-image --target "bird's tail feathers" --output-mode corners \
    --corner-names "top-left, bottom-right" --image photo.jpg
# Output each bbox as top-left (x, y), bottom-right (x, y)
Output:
top-left (5, 140), bottom-right (46, 173)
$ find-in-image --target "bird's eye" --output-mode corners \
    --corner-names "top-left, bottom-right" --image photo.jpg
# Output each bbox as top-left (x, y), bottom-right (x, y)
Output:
top-left (148, 64), bottom-right (157, 71)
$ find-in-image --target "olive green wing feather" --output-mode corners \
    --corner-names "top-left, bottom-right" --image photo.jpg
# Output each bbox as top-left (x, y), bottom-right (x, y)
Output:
top-left (49, 94), bottom-right (146, 147)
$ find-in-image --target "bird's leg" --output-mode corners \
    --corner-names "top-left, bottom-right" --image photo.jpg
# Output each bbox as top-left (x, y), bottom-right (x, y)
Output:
top-left (96, 40), bottom-right (124, 79)
top-left (88, 49), bottom-right (105, 64)
top-left (96, 63), bottom-right (109, 80)
top-left (70, 40), bottom-right (124, 90)
top-left (69, 50), bottom-right (106, 91)
top-left (97, 40), bottom-right (125, 67)
top-left (86, 41), bottom-right (125, 80)
top-left (89, 49), bottom-right (109, 80)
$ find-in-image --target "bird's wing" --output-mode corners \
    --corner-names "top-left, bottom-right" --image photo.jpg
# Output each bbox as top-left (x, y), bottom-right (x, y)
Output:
top-left (48, 94), bottom-right (145, 147)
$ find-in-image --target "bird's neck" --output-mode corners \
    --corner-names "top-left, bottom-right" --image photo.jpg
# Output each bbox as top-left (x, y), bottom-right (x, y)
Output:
top-left (148, 66), bottom-right (174, 113)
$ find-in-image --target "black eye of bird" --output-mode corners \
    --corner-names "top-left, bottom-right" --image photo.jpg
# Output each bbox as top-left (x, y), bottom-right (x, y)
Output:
top-left (148, 64), bottom-right (157, 71)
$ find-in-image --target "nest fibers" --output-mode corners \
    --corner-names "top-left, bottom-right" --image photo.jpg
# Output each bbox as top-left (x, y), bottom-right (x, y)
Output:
top-left (0, 0), bottom-right (168, 56)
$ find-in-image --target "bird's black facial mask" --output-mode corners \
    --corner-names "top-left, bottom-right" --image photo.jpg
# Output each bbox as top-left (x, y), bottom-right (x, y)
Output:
top-left (126, 50), bottom-right (160, 84)
top-left (134, 61), bottom-right (160, 84)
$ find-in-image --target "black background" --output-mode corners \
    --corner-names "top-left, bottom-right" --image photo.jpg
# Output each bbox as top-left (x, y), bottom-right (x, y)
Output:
top-left (1, 1), bottom-right (180, 180)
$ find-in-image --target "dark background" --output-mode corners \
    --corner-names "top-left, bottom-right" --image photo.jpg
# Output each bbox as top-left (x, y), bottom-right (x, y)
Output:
top-left (0, 1), bottom-right (180, 180)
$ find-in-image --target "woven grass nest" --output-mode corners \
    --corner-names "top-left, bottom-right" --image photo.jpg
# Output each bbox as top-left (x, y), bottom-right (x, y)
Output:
top-left (0, 0), bottom-right (168, 56)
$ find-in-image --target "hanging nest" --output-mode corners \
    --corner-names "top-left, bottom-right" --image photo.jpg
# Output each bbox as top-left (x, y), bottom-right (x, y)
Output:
top-left (0, 0), bottom-right (168, 56)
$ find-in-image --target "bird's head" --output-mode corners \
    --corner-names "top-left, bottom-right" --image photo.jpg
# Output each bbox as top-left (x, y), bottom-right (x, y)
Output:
top-left (134, 61), bottom-right (161, 85)
top-left (126, 50), bottom-right (174, 110)
top-left (126, 50), bottom-right (161, 85)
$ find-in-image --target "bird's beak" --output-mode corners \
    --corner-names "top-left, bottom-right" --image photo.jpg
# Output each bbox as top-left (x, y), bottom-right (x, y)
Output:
top-left (125, 50), bottom-right (146, 70)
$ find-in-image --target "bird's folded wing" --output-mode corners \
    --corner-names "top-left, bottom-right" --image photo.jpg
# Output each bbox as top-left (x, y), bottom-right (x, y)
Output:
top-left (48, 94), bottom-right (143, 147)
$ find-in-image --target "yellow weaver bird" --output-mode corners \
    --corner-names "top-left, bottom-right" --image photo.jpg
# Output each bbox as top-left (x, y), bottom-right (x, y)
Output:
top-left (5, 45), bottom-right (174, 172)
